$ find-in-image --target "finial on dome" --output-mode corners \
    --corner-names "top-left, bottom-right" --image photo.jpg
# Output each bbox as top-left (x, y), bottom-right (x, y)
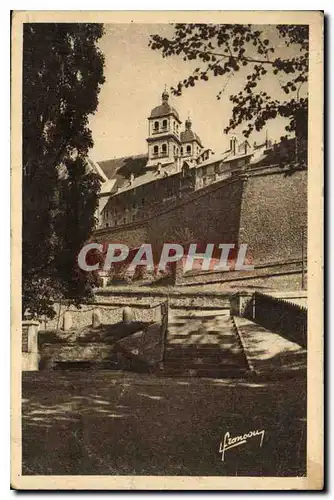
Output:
top-left (185, 116), bottom-right (192, 130)
top-left (162, 86), bottom-right (169, 103)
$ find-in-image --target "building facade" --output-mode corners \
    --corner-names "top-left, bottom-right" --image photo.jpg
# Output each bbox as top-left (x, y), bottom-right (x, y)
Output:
top-left (91, 90), bottom-right (271, 233)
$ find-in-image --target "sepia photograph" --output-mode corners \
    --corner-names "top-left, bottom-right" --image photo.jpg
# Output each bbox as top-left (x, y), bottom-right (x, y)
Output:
top-left (11, 10), bottom-right (323, 490)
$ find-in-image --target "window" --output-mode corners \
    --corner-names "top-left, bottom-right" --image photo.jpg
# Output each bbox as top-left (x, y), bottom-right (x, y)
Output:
top-left (181, 147), bottom-right (183, 155)
top-left (162, 119), bottom-right (167, 129)
top-left (187, 145), bottom-right (191, 154)
top-left (153, 145), bottom-right (159, 155)
top-left (154, 121), bottom-right (159, 131)
top-left (105, 223), bottom-right (109, 228)
top-left (162, 143), bottom-right (167, 155)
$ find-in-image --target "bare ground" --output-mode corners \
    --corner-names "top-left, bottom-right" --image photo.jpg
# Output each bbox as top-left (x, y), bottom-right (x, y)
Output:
top-left (22, 371), bottom-right (306, 477)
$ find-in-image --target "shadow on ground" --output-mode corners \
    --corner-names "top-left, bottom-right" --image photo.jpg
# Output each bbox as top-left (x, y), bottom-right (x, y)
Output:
top-left (22, 371), bottom-right (306, 477)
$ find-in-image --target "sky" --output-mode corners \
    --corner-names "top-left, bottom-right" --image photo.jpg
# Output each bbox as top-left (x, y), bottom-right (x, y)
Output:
top-left (88, 24), bottom-right (307, 162)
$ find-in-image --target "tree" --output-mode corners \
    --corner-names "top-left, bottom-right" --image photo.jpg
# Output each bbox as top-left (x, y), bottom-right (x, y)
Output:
top-left (149, 24), bottom-right (308, 149)
top-left (23, 23), bottom-right (105, 319)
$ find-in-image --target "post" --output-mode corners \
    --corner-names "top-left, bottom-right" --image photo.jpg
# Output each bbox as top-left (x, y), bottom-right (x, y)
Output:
top-left (229, 291), bottom-right (253, 318)
top-left (301, 226), bottom-right (306, 290)
top-left (123, 306), bottom-right (134, 323)
top-left (22, 321), bottom-right (40, 371)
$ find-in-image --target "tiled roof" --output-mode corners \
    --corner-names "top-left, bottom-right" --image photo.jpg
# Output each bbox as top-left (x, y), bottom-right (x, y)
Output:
top-left (180, 129), bottom-right (203, 147)
top-left (149, 103), bottom-right (180, 121)
top-left (98, 154), bottom-right (148, 192)
top-left (249, 138), bottom-right (298, 167)
top-left (97, 153), bottom-right (180, 197)
top-left (86, 157), bottom-right (108, 182)
top-left (116, 162), bottom-right (179, 195)
top-left (100, 179), bottom-right (117, 194)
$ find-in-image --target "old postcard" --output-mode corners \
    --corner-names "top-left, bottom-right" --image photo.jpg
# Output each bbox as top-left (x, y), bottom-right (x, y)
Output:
top-left (11, 10), bottom-right (323, 490)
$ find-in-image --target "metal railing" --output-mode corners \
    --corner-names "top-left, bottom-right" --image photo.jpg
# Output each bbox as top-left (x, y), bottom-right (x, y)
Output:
top-left (160, 300), bottom-right (169, 363)
top-left (246, 292), bottom-right (307, 348)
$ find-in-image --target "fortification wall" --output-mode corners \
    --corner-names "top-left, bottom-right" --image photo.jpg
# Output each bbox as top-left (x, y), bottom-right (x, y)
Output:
top-left (238, 168), bottom-right (307, 265)
top-left (93, 177), bottom-right (245, 250)
top-left (94, 222), bottom-right (148, 248)
top-left (92, 167), bottom-right (307, 274)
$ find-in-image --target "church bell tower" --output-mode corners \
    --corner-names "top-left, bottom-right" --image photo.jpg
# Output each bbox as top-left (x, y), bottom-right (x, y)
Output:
top-left (146, 90), bottom-right (182, 168)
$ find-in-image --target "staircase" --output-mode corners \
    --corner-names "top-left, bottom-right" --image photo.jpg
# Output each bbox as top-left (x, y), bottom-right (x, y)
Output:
top-left (161, 310), bottom-right (248, 378)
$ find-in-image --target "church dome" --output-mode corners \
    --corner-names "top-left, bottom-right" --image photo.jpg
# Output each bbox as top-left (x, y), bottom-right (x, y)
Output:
top-left (149, 90), bottom-right (181, 121)
top-left (180, 117), bottom-right (203, 147)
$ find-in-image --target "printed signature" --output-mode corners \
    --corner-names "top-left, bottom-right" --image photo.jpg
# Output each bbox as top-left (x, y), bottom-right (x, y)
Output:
top-left (219, 429), bottom-right (265, 462)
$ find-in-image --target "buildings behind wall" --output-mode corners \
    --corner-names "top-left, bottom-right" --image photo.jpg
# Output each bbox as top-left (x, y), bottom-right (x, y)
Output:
top-left (87, 90), bottom-right (307, 278)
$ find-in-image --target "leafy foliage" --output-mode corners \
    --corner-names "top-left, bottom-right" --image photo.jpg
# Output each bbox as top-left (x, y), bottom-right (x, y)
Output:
top-left (149, 24), bottom-right (308, 142)
top-left (23, 23), bottom-right (105, 319)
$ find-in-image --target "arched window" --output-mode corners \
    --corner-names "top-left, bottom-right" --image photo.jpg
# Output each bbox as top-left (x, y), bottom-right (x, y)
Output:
top-left (187, 145), bottom-right (192, 154)
top-left (162, 119), bottom-right (167, 129)
top-left (154, 121), bottom-right (159, 131)
top-left (162, 143), bottom-right (167, 155)
top-left (153, 145), bottom-right (159, 155)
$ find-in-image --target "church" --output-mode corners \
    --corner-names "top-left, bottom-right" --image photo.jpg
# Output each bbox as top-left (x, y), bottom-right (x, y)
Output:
top-left (87, 90), bottom-right (306, 290)
top-left (90, 90), bottom-right (268, 232)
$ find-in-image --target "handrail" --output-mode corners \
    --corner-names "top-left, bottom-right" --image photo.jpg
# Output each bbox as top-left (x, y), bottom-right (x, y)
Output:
top-left (249, 292), bottom-right (307, 348)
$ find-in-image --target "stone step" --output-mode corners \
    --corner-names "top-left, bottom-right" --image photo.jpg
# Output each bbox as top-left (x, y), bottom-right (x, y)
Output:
top-left (167, 339), bottom-right (237, 346)
top-left (166, 343), bottom-right (241, 352)
top-left (157, 366), bottom-right (247, 378)
top-left (161, 312), bottom-right (244, 378)
top-left (168, 336), bottom-right (239, 345)
top-left (167, 336), bottom-right (237, 345)
top-left (165, 349), bottom-right (241, 360)
top-left (164, 358), bottom-right (243, 368)
top-left (169, 309), bottom-right (230, 318)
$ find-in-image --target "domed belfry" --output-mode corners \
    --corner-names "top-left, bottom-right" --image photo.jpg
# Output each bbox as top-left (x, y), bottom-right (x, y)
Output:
top-left (146, 90), bottom-right (204, 169)
top-left (146, 90), bottom-right (182, 168)
top-left (180, 117), bottom-right (203, 160)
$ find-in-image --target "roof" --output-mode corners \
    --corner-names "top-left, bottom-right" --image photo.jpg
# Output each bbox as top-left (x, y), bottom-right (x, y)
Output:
top-left (97, 154), bottom-right (148, 193)
top-left (98, 195), bottom-right (112, 213)
top-left (249, 138), bottom-right (300, 168)
top-left (180, 129), bottom-right (203, 147)
top-left (97, 153), bottom-right (181, 198)
top-left (100, 179), bottom-right (117, 194)
top-left (223, 151), bottom-right (254, 163)
top-left (198, 151), bottom-right (230, 168)
top-left (86, 157), bottom-right (108, 182)
top-left (116, 162), bottom-right (179, 195)
top-left (149, 102), bottom-right (181, 122)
